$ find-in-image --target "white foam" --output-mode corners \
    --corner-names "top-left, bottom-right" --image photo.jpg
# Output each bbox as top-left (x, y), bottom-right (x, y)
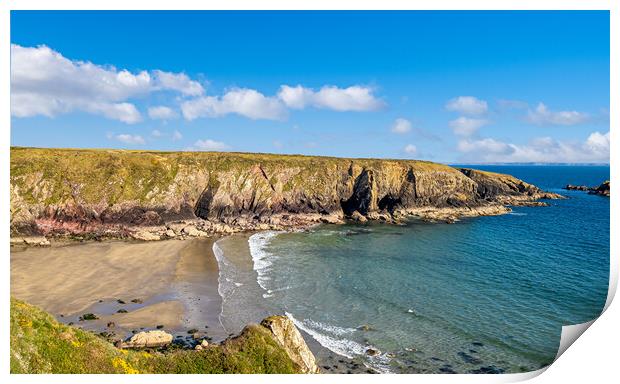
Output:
top-left (285, 312), bottom-right (366, 359)
top-left (285, 312), bottom-right (394, 373)
top-left (304, 318), bottom-right (356, 336)
top-left (212, 240), bottom-right (229, 333)
top-left (212, 241), bottom-right (226, 299)
top-left (248, 231), bottom-right (283, 292)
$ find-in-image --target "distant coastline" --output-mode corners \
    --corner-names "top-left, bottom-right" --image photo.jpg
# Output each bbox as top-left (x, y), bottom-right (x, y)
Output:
top-left (451, 162), bottom-right (610, 167)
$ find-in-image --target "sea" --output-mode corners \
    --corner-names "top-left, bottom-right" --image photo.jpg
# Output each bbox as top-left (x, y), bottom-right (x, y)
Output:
top-left (213, 165), bottom-right (610, 374)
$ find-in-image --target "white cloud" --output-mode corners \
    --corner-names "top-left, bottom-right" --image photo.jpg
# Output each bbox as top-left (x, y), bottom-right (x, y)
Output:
top-left (277, 85), bottom-right (315, 109)
top-left (446, 96), bottom-right (488, 115)
top-left (181, 88), bottom-right (287, 121)
top-left (526, 102), bottom-right (589, 125)
top-left (449, 117), bottom-right (488, 136)
top-left (10, 44), bottom-right (203, 124)
top-left (152, 70), bottom-right (204, 96)
top-left (191, 139), bottom-right (230, 151)
top-left (278, 85), bottom-right (385, 111)
top-left (391, 118), bottom-right (412, 134)
top-left (172, 130), bottom-right (183, 141)
top-left (90, 102), bottom-right (142, 124)
top-left (148, 106), bottom-right (178, 120)
top-left (151, 129), bottom-right (163, 137)
top-left (12, 44), bottom-right (388, 125)
top-left (457, 138), bottom-right (512, 154)
top-left (583, 131), bottom-right (610, 153)
top-left (404, 144), bottom-right (417, 155)
top-left (457, 131), bottom-right (610, 163)
top-left (113, 134), bottom-right (146, 145)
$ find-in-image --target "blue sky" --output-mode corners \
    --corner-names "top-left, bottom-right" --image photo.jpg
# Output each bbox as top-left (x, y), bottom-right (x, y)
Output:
top-left (10, 11), bottom-right (610, 163)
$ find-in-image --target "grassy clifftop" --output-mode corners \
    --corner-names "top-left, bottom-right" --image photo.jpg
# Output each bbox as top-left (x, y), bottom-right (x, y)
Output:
top-left (11, 147), bottom-right (558, 238)
top-left (10, 298), bottom-right (299, 374)
top-left (10, 146), bottom-right (450, 206)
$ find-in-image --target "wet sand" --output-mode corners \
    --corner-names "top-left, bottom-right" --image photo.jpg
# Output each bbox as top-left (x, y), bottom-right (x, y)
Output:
top-left (173, 238), bottom-right (228, 340)
top-left (10, 238), bottom-right (224, 341)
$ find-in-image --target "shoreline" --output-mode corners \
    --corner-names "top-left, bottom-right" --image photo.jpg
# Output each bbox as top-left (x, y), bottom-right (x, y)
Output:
top-left (10, 199), bottom-right (592, 374)
top-left (9, 199), bottom-right (550, 248)
top-left (10, 229), bottom-right (377, 373)
top-left (10, 237), bottom-right (226, 347)
top-left (215, 232), bottom-right (377, 374)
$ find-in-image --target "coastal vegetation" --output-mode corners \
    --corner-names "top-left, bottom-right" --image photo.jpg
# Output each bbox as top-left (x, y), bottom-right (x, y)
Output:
top-left (10, 297), bottom-right (307, 374)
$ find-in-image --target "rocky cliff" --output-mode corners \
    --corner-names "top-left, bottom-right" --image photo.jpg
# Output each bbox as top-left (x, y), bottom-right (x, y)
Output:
top-left (10, 147), bottom-right (563, 242)
top-left (564, 180), bottom-right (610, 197)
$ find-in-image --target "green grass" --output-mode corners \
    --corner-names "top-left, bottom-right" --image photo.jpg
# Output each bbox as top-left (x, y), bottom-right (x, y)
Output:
top-left (10, 146), bottom-right (456, 207)
top-left (10, 298), bottom-right (298, 374)
top-left (460, 167), bottom-right (519, 181)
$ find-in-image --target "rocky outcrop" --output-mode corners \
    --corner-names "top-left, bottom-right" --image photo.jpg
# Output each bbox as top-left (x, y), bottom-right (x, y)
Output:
top-left (10, 148), bottom-right (563, 241)
top-left (564, 184), bottom-right (590, 191)
top-left (260, 316), bottom-right (320, 374)
top-left (459, 168), bottom-right (564, 204)
top-left (10, 236), bottom-right (50, 247)
top-left (564, 181), bottom-right (610, 197)
top-left (590, 181), bottom-right (610, 196)
top-left (120, 330), bottom-right (173, 348)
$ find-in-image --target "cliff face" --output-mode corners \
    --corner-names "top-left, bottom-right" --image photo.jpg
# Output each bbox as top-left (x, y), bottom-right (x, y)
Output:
top-left (10, 147), bottom-right (562, 239)
top-left (260, 316), bottom-right (320, 373)
top-left (459, 168), bottom-right (561, 203)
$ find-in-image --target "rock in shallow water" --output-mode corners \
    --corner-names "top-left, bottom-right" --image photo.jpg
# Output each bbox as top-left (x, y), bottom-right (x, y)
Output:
top-left (350, 210), bottom-right (368, 222)
top-left (79, 313), bottom-right (98, 321)
top-left (457, 351), bottom-right (482, 365)
top-left (357, 324), bottom-right (374, 331)
top-left (470, 365), bottom-right (505, 374)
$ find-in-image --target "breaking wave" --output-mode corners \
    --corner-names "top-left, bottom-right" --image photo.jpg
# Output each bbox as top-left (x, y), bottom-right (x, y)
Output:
top-left (285, 312), bottom-right (392, 373)
top-left (248, 231), bottom-right (282, 292)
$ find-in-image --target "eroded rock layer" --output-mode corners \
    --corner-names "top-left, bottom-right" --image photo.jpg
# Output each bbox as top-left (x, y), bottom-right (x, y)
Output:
top-left (10, 147), bottom-right (563, 241)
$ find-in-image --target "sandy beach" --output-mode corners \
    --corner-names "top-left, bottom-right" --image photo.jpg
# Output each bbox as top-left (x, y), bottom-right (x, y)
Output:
top-left (10, 237), bottom-right (224, 342)
top-left (11, 234), bottom-right (372, 373)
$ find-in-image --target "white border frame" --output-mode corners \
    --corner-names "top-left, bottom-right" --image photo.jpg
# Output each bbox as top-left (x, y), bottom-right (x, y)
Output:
top-left (1, 2), bottom-right (616, 383)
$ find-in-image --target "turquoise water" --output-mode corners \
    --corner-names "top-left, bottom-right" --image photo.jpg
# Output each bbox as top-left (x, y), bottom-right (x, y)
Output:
top-left (219, 166), bottom-right (610, 373)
